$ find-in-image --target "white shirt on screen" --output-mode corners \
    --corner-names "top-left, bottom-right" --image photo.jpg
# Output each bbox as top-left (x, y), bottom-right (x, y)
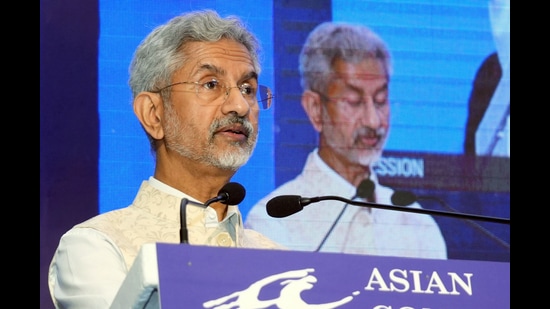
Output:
top-left (245, 149), bottom-right (447, 259)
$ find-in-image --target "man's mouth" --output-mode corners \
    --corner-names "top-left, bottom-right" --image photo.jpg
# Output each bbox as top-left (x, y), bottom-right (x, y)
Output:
top-left (217, 124), bottom-right (249, 138)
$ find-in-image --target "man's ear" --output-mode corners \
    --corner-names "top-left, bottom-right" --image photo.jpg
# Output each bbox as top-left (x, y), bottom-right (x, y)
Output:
top-left (301, 90), bottom-right (324, 132)
top-left (133, 92), bottom-right (164, 140)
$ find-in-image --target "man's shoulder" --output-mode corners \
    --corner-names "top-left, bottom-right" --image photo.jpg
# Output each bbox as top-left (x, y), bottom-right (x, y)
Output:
top-left (73, 206), bottom-right (133, 231)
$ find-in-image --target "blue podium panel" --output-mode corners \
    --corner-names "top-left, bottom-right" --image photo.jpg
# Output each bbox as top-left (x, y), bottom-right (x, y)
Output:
top-left (156, 243), bottom-right (509, 309)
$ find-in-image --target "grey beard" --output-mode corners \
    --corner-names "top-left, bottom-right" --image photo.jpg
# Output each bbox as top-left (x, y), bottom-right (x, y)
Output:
top-left (163, 109), bottom-right (257, 171)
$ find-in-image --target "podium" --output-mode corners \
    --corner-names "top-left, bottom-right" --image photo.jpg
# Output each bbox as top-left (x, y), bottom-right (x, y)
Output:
top-left (111, 243), bottom-right (509, 309)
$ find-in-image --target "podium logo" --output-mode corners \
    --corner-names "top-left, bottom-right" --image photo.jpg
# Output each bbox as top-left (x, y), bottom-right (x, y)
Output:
top-left (202, 268), bottom-right (354, 309)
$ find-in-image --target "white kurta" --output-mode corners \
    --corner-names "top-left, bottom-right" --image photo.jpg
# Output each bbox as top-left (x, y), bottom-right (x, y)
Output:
top-left (48, 178), bottom-right (285, 309)
top-left (245, 149), bottom-right (447, 259)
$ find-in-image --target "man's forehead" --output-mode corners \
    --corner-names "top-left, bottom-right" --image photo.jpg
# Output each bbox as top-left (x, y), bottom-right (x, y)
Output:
top-left (181, 44), bottom-right (256, 78)
top-left (330, 57), bottom-right (387, 79)
top-left (334, 73), bottom-right (387, 80)
top-left (329, 73), bottom-right (388, 85)
top-left (184, 40), bottom-right (253, 64)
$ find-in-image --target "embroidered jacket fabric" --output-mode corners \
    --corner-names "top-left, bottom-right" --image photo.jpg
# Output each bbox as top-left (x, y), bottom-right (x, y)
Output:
top-left (49, 180), bottom-right (284, 309)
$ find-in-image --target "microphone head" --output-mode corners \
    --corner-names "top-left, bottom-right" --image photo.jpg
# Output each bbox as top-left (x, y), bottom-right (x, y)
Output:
top-left (356, 179), bottom-right (375, 200)
top-left (391, 190), bottom-right (417, 206)
top-left (219, 182), bottom-right (246, 205)
top-left (266, 195), bottom-right (303, 218)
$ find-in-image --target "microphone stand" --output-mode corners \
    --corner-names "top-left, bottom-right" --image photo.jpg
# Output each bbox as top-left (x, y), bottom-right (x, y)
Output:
top-left (179, 182), bottom-right (246, 244)
top-left (315, 178), bottom-right (374, 252)
top-left (180, 198), bottom-right (190, 244)
top-left (315, 197), bottom-right (355, 252)
top-left (179, 198), bottom-right (210, 244)
top-left (307, 196), bottom-right (510, 224)
top-left (417, 195), bottom-right (509, 249)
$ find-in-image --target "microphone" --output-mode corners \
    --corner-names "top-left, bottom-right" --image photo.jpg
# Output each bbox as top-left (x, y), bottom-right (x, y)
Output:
top-left (205, 182), bottom-right (246, 206)
top-left (180, 182), bottom-right (246, 243)
top-left (266, 194), bottom-right (510, 224)
top-left (315, 179), bottom-right (374, 252)
top-left (391, 191), bottom-right (510, 249)
top-left (390, 191), bottom-right (418, 207)
top-left (357, 178), bottom-right (376, 203)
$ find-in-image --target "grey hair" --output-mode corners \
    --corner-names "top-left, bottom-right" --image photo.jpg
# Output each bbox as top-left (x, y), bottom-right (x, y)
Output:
top-left (129, 9), bottom-right (261, 96)
top-left (299, 22), bottom-right (392, 94)
top-left (128, 10), bottom-right (261, 152)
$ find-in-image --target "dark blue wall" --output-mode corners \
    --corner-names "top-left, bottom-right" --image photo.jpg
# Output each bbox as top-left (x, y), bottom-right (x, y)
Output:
top-left (40, 0), bottom-right (99, 307)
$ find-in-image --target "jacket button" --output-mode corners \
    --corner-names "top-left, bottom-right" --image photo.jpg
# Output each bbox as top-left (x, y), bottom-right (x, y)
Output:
top-left (216, 233), bottom-right (232, 247)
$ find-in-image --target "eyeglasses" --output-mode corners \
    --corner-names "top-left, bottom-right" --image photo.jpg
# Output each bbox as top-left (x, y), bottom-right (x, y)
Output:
top-left (151, 79), bottom-right (273, 110)
top-left (314, 90), bottom-right (388, 110)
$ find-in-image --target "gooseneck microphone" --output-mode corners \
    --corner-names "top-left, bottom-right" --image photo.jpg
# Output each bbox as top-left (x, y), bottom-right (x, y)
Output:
top-left (315, 179), bottom-right (374, 252)
top-left (179, 198), bottom-right (192, 244)
top-left (391, 191), bottom-right (510, 249)
top-left (266, 193), bottom-right (510, 224)
top-left (180, 182), bottom-right (246, 243)
top-left (205, 182), bottom-right (246, 206)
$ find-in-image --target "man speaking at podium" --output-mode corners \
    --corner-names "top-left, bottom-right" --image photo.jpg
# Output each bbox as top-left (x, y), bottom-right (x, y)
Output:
top-left (245, 22), bottom-right (447, 259)
top-left (48, 10), bottom-right (285, 309)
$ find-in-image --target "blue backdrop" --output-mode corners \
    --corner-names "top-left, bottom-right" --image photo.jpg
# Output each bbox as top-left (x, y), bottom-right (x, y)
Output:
top-left (41, 1), bottom-right (509, 307)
